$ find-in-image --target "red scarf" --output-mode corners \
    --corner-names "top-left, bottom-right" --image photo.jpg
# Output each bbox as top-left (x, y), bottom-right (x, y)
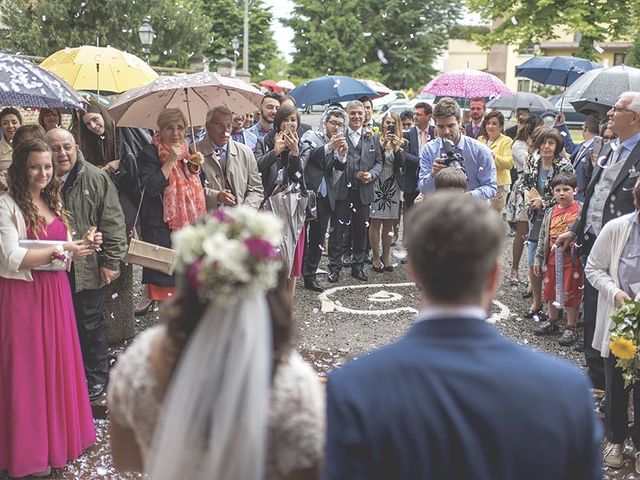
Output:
top-left (152, 134), bottom-right (206, 231)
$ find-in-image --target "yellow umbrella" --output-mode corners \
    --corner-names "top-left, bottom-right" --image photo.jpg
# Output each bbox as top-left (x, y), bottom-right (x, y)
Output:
top-left (40, 46), bottom-right (158, 94)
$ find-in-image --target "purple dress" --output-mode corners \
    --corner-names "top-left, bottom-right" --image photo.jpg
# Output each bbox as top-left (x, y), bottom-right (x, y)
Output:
top-left (0, 218), bottom-right (95, 478)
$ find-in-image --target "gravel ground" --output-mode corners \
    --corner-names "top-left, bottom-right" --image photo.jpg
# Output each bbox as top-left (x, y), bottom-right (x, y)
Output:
top-left (3, 235), bottom-right (635, 479)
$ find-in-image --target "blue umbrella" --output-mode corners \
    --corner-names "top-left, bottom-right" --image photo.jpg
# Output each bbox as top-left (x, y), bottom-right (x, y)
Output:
top-left (289, 76), bottom-right (378, 108)
top-left (515, 56), bottom-right (603, 87)
top-left (0, 53), bottom-right (84, 109)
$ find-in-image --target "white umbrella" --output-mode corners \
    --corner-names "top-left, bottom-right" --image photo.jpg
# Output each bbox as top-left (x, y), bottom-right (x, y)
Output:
top-left (358, 79), bottom-right (392, 98)
top-left (108, 72), bottom-right (264, 131)
top-left (276, 79), bottom-right (295, 90)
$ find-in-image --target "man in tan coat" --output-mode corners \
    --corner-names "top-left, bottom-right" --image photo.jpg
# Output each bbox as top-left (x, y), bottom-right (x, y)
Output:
top-left (197, 105), bottom-right (264, 211)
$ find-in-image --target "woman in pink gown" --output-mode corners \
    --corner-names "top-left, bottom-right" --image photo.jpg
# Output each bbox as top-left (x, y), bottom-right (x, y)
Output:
top-left (0, 139), bottom-right (97, 478)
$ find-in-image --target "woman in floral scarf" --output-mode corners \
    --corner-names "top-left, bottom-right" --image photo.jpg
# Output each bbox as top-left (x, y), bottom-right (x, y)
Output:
top-left (519, 126), bottom-right (574, 319)
top-left (137, 108), bottom-right (206, 305)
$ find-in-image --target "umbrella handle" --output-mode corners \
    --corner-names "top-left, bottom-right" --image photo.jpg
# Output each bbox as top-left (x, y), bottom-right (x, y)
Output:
top-left (183, 87), bottom-right (198, 153)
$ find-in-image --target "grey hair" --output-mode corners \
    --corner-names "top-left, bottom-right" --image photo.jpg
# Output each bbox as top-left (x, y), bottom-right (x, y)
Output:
top-left (205, 105), bottom-right (233, 126)
top-left (620, 91), bottom-right (640, 113)
top-left (345, 100), bottom-right (364, 111)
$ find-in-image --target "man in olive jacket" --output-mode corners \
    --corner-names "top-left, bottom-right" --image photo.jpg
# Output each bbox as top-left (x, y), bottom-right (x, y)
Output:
top-left (46, 128), bottom-right (127, 401)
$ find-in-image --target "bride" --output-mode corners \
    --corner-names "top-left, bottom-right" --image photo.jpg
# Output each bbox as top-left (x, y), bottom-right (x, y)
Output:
top-left (107, 207), bottom-right (325, 479)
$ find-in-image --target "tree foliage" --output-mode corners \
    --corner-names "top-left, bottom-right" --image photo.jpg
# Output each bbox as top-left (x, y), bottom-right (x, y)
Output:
top-left (200, 0), bottom-right (278, 77)
top-left (284, 0), bottom-right (462, 90)
top-left (0, 0), bottom-right (209, 67)
top-left (466, 0), bottom-right (637, 61)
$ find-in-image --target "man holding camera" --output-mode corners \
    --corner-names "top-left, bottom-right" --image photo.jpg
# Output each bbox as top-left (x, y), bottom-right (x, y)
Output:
top-left (418, 97), bottom-right (497, 200)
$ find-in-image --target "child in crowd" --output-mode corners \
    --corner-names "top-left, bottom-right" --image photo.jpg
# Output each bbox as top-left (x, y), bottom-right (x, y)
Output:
top-left (532, 173), bottom-right (583, 346)
top-left (434, 167), bottom-right (467, 191)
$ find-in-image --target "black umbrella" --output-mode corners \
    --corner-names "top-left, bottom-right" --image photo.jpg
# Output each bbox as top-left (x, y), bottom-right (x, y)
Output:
top-left (565, 65), bottom-right (640, 115)
top-left (0, 53), bottom-right (84, 109)
top-left (487, 92), bottom-right (556, 111)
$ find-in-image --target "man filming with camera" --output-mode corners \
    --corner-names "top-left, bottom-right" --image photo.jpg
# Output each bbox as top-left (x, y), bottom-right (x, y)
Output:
top-left (418, 97), bottom-right (497, 200)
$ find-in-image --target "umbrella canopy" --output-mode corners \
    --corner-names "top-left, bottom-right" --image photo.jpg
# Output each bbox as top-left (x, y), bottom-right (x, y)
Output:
top-left (515, 56), bottom-right (602, 87)
top-left (486, 92), bottom-right (555, 111)
top-left (421, 69), bottom-right (512, 98)
top-left (108, 72), bottom-right (264, 130)
top-left (276, 79), bottom-right (295, 90)
top-left (564, 65), bottom-right (640, 115)
top-left (358, 79), bottom-right (392, 98)
top-left (41, 46), bottom-right (159, 94)
top-left (259, 79), bottom-right (284, 94)
top-left (289, 75), bottom-right (378, 108)
top-left (0, 52), bottom-right (84, 109)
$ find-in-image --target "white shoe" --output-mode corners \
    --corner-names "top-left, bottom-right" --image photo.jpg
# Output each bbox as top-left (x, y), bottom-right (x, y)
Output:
top-left (603, 442), bottom-right (624, 468)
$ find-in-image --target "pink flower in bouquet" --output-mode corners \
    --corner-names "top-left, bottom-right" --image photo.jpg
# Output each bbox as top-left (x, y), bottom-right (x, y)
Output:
top-left (211, 209), bottom-right (230, 222)
top-left (245, 237), bottom-right (278, 260)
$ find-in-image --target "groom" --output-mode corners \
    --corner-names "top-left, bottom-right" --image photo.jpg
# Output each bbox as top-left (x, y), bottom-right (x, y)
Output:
top-left (322, 192), bottom-right (602, 480)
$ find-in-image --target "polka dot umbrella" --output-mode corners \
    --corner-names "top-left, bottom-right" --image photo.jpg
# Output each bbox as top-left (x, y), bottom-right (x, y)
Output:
top-left (0, 53), bottom-right (83, 110)
top-left (421, 69), bottom-right (513, 99)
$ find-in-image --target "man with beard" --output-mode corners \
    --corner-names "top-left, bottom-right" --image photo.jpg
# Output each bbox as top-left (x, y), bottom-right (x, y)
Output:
top-left (465, 97), bottom-right (486, 139)
top-left (247, 92), bottom-right (280, 140)
top-left (418, 97), bottom-right (497, 200)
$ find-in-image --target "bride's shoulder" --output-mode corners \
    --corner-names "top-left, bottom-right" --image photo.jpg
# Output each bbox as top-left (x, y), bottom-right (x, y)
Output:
top-left (271, 350), bottom-right (325, 409)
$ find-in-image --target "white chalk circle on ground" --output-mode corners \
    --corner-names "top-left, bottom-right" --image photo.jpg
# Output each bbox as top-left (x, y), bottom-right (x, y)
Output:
top-left (317, 282), bottom-right (511, 322)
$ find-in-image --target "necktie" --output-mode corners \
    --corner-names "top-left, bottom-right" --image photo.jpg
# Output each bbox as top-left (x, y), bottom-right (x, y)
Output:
top-left (472, 125), bottom-right (479, 137)
top-left (216, 148), bottom-right (227, 173)
top-left (419, 130), bottom-right (427, 149)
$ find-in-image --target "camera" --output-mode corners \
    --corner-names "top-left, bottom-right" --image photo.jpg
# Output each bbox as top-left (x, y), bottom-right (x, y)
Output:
top-left (441, 140), bottom-right (465, 171)
top-left (386, 124), bottom-right (395, 133)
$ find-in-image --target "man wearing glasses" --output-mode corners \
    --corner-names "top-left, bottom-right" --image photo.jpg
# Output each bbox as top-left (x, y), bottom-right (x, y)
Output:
top-left (197, 106), bottom-right (264, 211)
top-left (557, 92), bottom-right (640, 469)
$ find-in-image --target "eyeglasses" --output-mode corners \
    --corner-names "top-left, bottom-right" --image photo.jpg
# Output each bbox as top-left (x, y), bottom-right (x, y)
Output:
top-left (327, 120), bottom-right (344, 128)
top-left (611, 105), bottom-right (637, 115)
top-left (211, 123), bottom-right (234, 131)
top-left (50, 144), bottom-right (75, 153)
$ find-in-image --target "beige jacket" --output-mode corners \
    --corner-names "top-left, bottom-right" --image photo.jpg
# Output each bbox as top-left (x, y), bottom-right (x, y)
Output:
top-left (196, 137), bottom-right (264, 211)
top-left (0, 138), bottom-right (12, 170)
top-left (0, 194), bottom-right (71, 281)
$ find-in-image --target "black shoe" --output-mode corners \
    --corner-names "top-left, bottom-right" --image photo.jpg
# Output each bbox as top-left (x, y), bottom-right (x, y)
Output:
top-left (351, 268), bottom-right (368, 281)
top-left (134, 299), bottom-right (155, 317)
top-left (384, 265), bottom-right (394, 272)
top-left (372, 264), bottom-right (385, 273)
top-left (327, 271), bottom-right (340, 283)
top-left (533, 320), bottom-right (560, 336)
top-left (89, 383), bottom-right (107, 402)
top-left (521, 290), bottom-right (532, 299)
top-left (304, 278), bottom-right (324, 292)
top-left (364, 252), bottom-right (373, 264)
top-left (523, 306), bottom-right (544, 319)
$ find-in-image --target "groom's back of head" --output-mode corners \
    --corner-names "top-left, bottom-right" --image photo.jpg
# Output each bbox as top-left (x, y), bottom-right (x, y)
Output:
top-left (406, 192), bottom-right (504, 305)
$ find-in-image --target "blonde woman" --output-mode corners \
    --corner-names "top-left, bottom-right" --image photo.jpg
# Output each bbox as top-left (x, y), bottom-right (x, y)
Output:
top-left (369, 111), bottom-right (405, 272)
top-left (478, 110), bottom-right (514, 214)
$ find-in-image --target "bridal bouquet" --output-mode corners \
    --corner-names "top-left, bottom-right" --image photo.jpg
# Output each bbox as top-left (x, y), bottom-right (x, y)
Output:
top-left (171, 206), bottom-right (283, 303)
top-left (609, 298), bottom-right (640, 387)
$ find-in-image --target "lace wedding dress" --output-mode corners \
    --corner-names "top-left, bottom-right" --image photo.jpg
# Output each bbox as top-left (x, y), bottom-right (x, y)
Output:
top-left (108, 325), bottom-right (325, 479)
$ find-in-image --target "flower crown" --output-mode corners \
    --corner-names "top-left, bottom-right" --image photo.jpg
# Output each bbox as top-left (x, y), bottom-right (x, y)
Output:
top-left (171, 206), bottom-right (283, 303)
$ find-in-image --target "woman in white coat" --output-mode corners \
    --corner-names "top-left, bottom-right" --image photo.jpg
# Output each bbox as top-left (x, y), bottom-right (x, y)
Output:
top-left (585, 176), bottom-right (640, 469)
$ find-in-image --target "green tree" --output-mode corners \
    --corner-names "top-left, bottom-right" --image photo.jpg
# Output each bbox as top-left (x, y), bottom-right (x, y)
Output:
top-left (626, 36), bottom-right (640, 68)
top-left (200, 0), bottom-right (278, 78)
top-left (284, 0), bottom-right (462, 90)
top-left (0, 0), bottom-right (209, 68)
top-left (466, 0), bottom-right (636, 61)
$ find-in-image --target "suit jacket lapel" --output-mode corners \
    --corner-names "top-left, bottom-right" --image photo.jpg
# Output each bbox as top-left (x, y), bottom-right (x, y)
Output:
top-left (610, 140), bottom-right (640, 193)
top-left (585, 143), bottom-right (613, 195)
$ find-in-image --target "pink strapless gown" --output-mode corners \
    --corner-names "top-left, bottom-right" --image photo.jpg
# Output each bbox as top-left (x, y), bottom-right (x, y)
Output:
top-left (0, 218), bottom-right (96, 478)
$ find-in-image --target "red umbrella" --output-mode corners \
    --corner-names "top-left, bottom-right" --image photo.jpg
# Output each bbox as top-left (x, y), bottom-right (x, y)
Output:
top-left (259, 79), bottom-right (283, 94)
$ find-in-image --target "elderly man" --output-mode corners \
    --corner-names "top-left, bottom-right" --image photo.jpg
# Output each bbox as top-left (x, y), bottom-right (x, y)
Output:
top-left (300, 106), bottom-right (349, 291)
top-left (45, 128), bottom-right (127, 401)
top-left (197, 105), bottom-right (264, 211)
top-left (418, 97), bottom-right (497, 200)
top-left (327, 100), bottom-right (382, 283)
top-left (557, 91), bottom-right (640, 468)
top-left (323, 192), bottom-right (602, 480)
top-left (247, 92), bottom-right (280, 140)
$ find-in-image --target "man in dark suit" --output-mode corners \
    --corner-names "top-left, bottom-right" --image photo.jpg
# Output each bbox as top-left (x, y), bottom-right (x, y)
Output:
top-left (505, 107), bottom-right (531, 139)
top-left (403, 102), bottom-right (434, 209)
top-left (323, 192), bottom-right (602, 480)
top-left (359, 96), bottom-right (380, 129)
top-left (556, 91), bottom-right (640, 468)
top-left (327, 100), bottom-right (382, 282)
top-left (464, 96), bottom-right (486, 139)
top-left (300, 107), bottom-right (349, 292)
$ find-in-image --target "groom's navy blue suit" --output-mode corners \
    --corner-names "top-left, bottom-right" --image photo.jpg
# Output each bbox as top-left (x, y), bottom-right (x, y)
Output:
top-left (322, 314), bottom-right (602, 480)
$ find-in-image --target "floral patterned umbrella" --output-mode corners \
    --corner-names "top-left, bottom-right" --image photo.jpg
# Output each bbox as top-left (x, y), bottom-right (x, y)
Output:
top-left (421, 69), bottom-right (512, 99)
top-left (0, 53), bottom-right (83, 109)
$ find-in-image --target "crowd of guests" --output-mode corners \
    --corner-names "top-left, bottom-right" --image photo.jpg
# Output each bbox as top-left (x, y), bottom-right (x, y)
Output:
top-left (0, 86), bottom-right (639, 479)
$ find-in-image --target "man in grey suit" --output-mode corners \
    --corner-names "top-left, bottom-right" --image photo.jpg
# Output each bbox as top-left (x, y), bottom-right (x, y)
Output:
top-left (301, 106), bottom-right (349, 291)
top-left (327, 100), bottom-right (382, 282)
top-left (197, 105), bottom-right (264, 211)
